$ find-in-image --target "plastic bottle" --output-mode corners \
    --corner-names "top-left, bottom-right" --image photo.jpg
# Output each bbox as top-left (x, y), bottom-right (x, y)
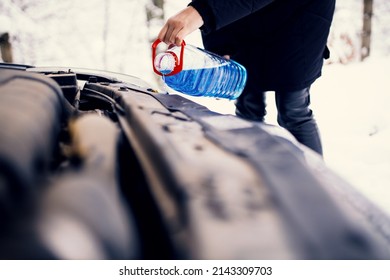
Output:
top-left (152, 39), bottom-right (247, 100)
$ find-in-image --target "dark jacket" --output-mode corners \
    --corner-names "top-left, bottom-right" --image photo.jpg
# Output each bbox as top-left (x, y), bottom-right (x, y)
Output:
top-left (189, 0), bottom-right (336, 91)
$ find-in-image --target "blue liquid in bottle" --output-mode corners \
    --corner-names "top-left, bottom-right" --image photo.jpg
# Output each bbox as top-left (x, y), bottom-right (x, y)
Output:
top-left (154, 44), bottom-right (247, 100)
top-left (164, 62), bottom-right (247, 100)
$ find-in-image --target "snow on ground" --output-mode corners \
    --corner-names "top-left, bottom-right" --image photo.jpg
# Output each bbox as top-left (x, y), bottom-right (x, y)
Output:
top-left (313, 57), bottom-right (390, 214)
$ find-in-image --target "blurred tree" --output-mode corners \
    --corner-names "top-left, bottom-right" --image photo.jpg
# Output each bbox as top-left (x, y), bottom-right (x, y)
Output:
top-left (103, 0), bottom-right (111, 70)
top-left (146, 0), bottom-right (165, 87)
top-left (0, 32), bottom-right (13, 63)
top-left (361, 0), bottom-right (373, 60)
top-left (146, 0), bottom-right (164, 42)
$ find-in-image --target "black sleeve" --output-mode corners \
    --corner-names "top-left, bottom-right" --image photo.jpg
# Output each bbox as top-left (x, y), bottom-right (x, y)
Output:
top-left (189, 0), bottom-right (275, 33)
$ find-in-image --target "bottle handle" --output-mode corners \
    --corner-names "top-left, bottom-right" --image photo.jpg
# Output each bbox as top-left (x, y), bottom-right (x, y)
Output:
top-left (152, 39), bottom-right (186, 76)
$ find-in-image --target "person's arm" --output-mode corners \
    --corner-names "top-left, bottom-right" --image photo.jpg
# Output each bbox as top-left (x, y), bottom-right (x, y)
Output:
top-left (190, 0), bottom-right (275, 32)
top-left (157, 0), bottom-right (275, 45)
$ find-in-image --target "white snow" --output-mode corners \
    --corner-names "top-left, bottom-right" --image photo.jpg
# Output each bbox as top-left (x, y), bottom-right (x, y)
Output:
top-left (313, 57), bottom-right (390, 213)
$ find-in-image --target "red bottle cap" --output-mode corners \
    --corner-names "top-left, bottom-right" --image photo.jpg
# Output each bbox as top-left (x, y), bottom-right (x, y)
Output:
top-left (152, 39), bottom-right (186, 76)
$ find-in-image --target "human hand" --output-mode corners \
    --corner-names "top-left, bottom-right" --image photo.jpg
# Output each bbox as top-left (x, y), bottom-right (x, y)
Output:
top-left (157, 6), bottom-right (204, 46)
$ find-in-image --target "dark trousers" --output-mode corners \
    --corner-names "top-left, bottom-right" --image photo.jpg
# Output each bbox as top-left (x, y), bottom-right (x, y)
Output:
top-left (235, 87), bottom-right (323, 156)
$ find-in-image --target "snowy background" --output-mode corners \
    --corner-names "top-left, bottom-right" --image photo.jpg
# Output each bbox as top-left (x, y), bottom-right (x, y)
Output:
top-left (1, 0), bottom-right (390, 214)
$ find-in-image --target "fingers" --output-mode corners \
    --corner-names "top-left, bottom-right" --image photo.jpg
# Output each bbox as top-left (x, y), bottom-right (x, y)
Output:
top-left (161, 20), bottom-right (184, 45)
top-left (158, 18), bottom-right (185, 46)
top-left (173, 28), bottom-right (186, 46)
top-left (157, 6), bottom-right (204, 46)
top-left (157, 25), bottom-right (169, 43)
